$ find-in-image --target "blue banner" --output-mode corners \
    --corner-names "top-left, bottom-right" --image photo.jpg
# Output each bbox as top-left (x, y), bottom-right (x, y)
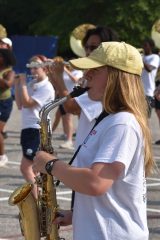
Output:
top-left (11, 35), bottom-right (59, 73)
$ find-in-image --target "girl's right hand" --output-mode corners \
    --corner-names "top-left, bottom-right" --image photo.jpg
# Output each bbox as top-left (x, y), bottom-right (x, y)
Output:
top-left (14, 73), bottom-right (26, 85)
top-left (14, 74), bottom-right (20, 84)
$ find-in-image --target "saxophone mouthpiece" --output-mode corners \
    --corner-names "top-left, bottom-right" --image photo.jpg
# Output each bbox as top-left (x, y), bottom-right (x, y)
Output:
top-left (70, 86), bottom-right (89, 98)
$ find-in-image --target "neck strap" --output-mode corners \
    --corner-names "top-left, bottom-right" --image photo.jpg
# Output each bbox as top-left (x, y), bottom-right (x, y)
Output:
top-left (56, 110), bottom-right (108, 187)
top-left (69, 110), bottom-right (108, 165)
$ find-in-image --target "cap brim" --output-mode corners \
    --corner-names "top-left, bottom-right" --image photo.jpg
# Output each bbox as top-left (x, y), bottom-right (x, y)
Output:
top-left (1, 38), bottom-right (12, 47)
top-left (69, 57), bottom-right (105, 70)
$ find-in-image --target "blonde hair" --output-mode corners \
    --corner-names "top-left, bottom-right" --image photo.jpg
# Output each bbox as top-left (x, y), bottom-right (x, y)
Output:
top-left (103, 66), bottom-right (154, 176)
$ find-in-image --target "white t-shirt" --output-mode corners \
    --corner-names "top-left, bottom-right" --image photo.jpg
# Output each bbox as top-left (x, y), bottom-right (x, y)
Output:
top-left (75, 92), bottom-right (102, 148)
top-left (63, 70), bottom-right (83, 92)
top-left (72, 112), bottom-right (148, 240)
top-left (21, 77), bottom-right (55, 129)
top-left (141, 54), bottom-right (160, 96)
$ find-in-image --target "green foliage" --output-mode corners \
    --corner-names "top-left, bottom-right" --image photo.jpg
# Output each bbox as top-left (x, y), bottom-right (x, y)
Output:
top-left (0, 0), bottom-right (160, 56)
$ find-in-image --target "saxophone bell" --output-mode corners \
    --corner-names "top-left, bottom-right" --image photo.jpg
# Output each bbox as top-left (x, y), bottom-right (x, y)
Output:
top-left (8, 183), bottom-right (41, 240)
top-left (8, 84), bottom-right (88, 239)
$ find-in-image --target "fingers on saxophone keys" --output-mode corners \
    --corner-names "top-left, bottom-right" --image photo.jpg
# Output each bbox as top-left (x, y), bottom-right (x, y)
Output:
top-left (32, 164), bottom-right (36, 174)
top-left (53, 212), bottom-right (64, 226)
top-left (56, 212), bottom-right (65, 218)
top-left (32, 160), bottom-right (38, 175)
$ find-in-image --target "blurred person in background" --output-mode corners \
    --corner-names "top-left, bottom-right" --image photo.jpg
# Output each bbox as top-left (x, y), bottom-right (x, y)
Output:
top-left (141, 38), bottom-right (159, 118)
top-left (14, 55), bottom-right (55, 197)
top-left (153, 50), bottom-right (160, 144)
top-left (0, 37), bottom-right (13, 138)
top-left (51, 61), bottom-right (83, 150)
top-left (0, 37), bottom-right (12, 50)
top-left (0, 48), bottom-right (16, 166)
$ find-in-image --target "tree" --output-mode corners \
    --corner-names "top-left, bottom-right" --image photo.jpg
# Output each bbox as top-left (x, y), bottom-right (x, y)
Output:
top-left (0, 0), bottom-right (160, 56)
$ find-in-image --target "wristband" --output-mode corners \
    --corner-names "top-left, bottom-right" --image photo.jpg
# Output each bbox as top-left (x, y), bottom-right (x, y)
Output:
top-left (45, 159), bottom-right (59, 176)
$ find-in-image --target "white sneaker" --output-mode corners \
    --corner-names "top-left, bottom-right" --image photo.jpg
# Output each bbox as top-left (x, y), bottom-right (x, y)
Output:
top-left (57, 134), bottom-right (67, 140)
top-left (0, 155), bottom-right (8, 167)
top-left (60, 141), bottom-right (74, 150)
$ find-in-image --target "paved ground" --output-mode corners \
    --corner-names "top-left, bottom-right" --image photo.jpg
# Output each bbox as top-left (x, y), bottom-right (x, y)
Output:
top-left (0, 102), bottom-right (160, 240)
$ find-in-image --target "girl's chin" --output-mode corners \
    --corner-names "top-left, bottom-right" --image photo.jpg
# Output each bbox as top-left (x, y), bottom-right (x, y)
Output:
top-left (88, 92), bottom-right (99, 101)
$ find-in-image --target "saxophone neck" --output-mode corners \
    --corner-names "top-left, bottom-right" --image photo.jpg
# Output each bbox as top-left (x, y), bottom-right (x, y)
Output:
top-left (39, 86), bottom-right (89, 119)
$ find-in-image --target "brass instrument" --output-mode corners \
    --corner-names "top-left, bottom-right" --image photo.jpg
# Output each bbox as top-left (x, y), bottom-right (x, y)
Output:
top-left (15, 73), bottom-right (38, 79)
top-left (26, 60), bottom-right (69, 69)
top-left (9, 183), bottom-right (40, 239)
top-left (0, 24), bottom-right (7, 38)
top-left (151, 19), bottom-right (160, 48)
top-left (70, 23), bottom-right (96, 57)
top-left (8, 86), bottom-right (89, 240)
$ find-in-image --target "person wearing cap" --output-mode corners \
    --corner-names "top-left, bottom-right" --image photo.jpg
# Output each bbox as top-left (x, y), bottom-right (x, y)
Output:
top-left (0, 48), bottom-right (16, 167)
top-left (48, 26), bottom-right (119, 210)
top-left (33, 42), bottom-right (154, 240)
top-left (48, 26), bottom-right (119, 149)
top-left (0, 37), bottom-right (12, 50)
top-left (14, 54), bottom-right (55, 198)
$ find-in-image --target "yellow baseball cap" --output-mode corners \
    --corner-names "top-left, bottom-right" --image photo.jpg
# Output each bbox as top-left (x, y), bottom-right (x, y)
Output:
top-left (69, 42), bottom-right (143, 76)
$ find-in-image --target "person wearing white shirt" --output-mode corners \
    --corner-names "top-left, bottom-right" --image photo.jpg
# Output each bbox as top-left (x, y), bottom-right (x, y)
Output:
top-left (53, 64), bottom-right (83, 150)
top-left (153, 53), bottom-right (160, 144)
top-left (47, 26), bottom-right (119, 210)
top-left (141, 38), bottom-right (160, 117)
top-left (48, 26), bottom-right (119, 149)
top-left (14, 55), bottom-right (55, 197)
top-left (33, 42), bottom-right (154, 240)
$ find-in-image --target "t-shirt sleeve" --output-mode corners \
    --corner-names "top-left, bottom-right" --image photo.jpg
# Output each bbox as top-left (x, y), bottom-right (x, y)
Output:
top-left (75, 92), bottom-right (102, 121)
top-left (93, 124), bottom-right (139, 175)
top-left (146, 55), bottom-right (160, 69)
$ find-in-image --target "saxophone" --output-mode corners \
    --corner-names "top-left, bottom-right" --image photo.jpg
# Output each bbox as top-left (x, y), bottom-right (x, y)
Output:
top-left (8, 86), bottom-right (88, 240)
